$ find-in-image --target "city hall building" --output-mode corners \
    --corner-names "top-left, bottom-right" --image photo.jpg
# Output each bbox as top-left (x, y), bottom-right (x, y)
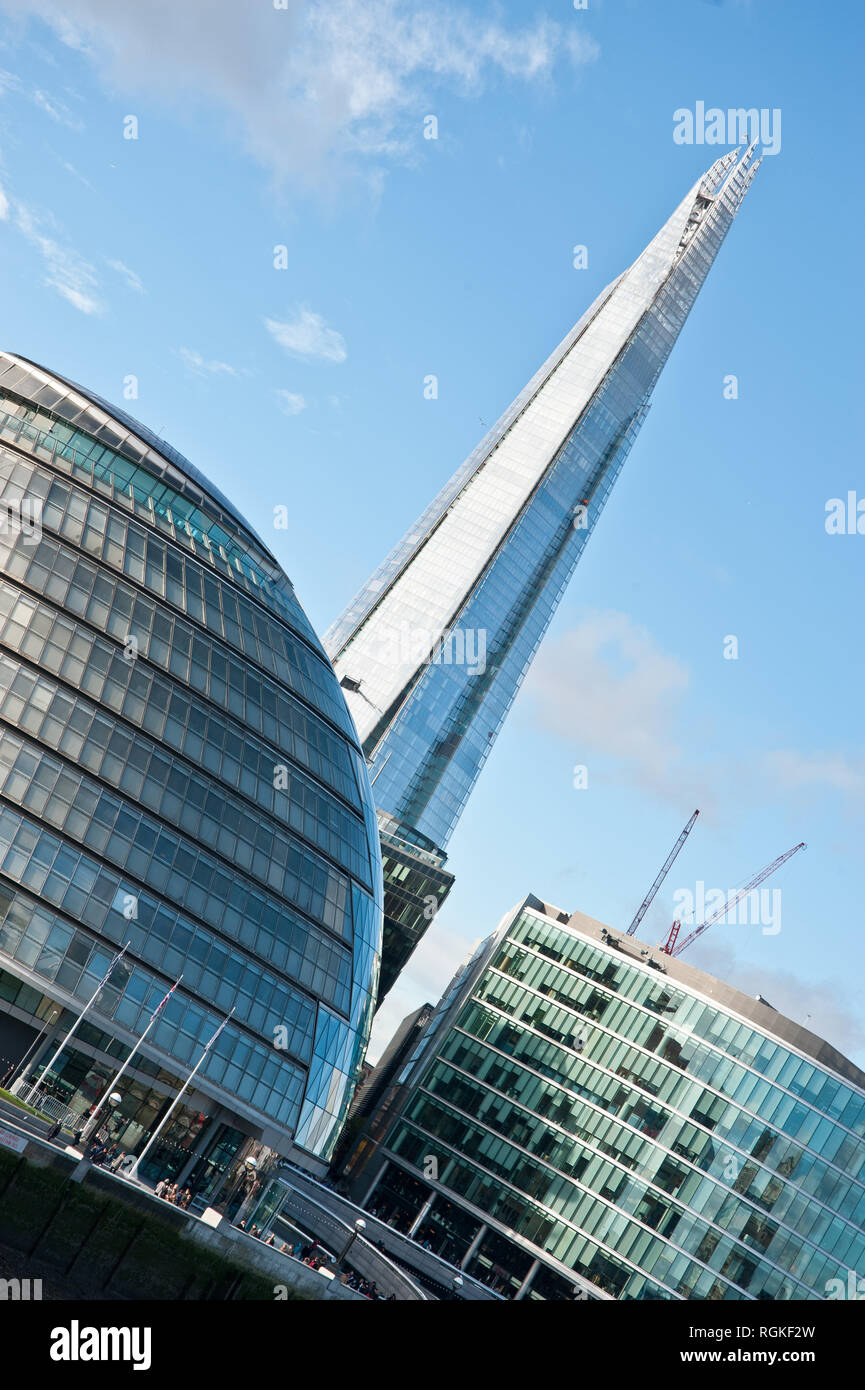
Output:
top-left (341, 897), bottom-right (865, 1301)
top-left (0, 352), bottom-right (382, 1192)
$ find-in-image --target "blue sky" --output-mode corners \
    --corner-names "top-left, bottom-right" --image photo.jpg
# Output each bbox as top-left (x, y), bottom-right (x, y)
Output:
top-left (0, 1), bottom-right (862, 1066)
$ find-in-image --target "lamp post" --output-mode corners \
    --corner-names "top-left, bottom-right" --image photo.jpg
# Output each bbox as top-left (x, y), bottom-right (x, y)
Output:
top-left (79, 975), bottom-right (182, 1148)
top-left (106, 1091), bottom-right (123, 1135)
top-left (231, 1155), bottom-right (260, 1225)
top-left (335, 1217), bottom-right (366, 1272)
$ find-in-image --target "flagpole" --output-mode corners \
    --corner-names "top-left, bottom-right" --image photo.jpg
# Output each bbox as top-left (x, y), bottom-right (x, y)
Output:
top-left (79, 975), bottom-right (183, 1146)
top-left (129, 1008), bottom-right (234, 1182)
top-left (16, 944), bottom-right (129, 1104)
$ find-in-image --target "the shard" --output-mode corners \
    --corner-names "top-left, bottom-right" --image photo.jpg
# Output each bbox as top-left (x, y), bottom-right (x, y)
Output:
top-left (325, 146), bottom-right (762, 1001)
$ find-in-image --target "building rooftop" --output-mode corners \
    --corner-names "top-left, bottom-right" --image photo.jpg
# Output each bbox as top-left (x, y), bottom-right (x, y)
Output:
top-left (521, 894), bottom-right (865, 1093)
top-left (0, 350), bottom-right (275, 561)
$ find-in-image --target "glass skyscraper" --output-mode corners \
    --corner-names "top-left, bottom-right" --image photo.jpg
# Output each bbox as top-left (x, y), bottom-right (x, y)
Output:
top-left (326, 145), bottom-right (762, 997)
top-left (0, 352), bottom-right (382, 1179)
top-left (343, 896), bottom-right (865, 1301)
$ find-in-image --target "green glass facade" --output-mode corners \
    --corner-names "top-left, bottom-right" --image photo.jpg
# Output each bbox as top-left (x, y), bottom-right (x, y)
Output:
top-left (355, 899), bottom-right (865, 1300)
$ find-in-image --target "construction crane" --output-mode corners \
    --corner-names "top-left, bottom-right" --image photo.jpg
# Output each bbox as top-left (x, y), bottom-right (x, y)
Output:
top-left (626, 810), bottom-right (700, 937)
top-left (662, 842), bottom-right (806, 957)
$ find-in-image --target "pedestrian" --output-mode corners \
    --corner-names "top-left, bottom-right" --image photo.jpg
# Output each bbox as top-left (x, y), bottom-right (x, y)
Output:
top-left (179, 1186), bottom-right (192, 1209)
top-left (155, 1178), bottom-right (167, 1199)
top-left (46, 1119), bottom-right (62, 1141)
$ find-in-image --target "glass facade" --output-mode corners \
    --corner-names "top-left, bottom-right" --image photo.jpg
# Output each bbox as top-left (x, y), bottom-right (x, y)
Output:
top-left (357, 900), bottom-right (865, 1300)
top-left (323, 150), bottom-right (761, 1002)
top-left (0, 353), bottom-right (382, 1163)
top-left (376, 813), bottom-right (454, 1003)
top-left (325, 147), bottom-right (760, 857)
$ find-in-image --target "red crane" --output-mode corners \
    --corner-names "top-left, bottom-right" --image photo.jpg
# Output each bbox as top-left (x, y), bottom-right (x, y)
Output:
top-left (662, 842), bottom-right (807, 958)
top-left (626, 811), bottom-right (700, 937)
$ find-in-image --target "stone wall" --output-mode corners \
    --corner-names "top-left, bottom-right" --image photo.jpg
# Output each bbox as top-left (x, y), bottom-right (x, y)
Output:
top-left (0, 1128), bottom-right (360, 1302)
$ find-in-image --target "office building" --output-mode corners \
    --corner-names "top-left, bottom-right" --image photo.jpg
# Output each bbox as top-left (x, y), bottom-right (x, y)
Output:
top-left (342, 896), bottom-right (865, 1301)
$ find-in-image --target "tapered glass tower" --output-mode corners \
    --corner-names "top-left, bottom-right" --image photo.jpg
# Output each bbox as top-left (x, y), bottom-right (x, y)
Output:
top-left (325, 147), bottom-right (761, 999)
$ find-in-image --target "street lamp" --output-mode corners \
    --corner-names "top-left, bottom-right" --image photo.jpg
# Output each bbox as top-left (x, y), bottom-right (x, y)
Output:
top-left (336, 1217), bottom-right (366, 1271)
top-left (107, 1091), bottom-right (122, 1128)
top-left (230, 1154), bottom-right (260, 1225)
top-left (80, 1087), bottom-right (123, 1147)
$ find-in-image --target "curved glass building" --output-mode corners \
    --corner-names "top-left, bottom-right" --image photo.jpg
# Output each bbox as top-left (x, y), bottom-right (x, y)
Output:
top-left (0, 351), bottom-right (382, 1183)
top-left (344, 897), bottom-right (865, 1300)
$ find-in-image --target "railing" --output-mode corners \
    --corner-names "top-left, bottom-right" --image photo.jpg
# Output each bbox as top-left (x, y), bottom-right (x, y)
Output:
top-left (10, 1081), bottom-right (80, 1129)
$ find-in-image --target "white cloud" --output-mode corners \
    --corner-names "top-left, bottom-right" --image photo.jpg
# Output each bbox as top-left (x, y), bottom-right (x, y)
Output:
top-left (32, 87), bottom-right (84, 130)
top-left (0, 181), bottom-right (9, 220)
top-left (14, 202), bottom-right (104, 314)
top-left (0, 0), bottom-right (599, 187)
top-left (524, 610), bottom-right (693, 800)
top-left (61, 160), bottom-right (93, 188)
top-left (687, 938), bottom-right (865, 1067)
top-left (265, 309), bottom-right (347, 363)
top-left (0, 67), bottom-right (22, 97)
top-left (524, 613), bottom-right (865, 823)
top-left (762, 750), bottom-right (865, 800)
top-left (177, 347), bottom-right (242, 377)
top-left (367, 916), bottom-right (481, 1064)
top-left (275, 389), bottom-right (306, 416)
top-left (107, 257), bottom-right (144, 292)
